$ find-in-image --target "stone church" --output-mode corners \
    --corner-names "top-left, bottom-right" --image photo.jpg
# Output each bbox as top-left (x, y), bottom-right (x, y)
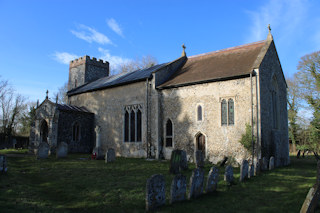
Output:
top-left (30, 28), bottom-right (289, 166)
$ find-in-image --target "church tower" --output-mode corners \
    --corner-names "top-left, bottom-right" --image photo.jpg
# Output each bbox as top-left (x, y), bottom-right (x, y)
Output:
top-left (68, 56), bottom-right (109, 91)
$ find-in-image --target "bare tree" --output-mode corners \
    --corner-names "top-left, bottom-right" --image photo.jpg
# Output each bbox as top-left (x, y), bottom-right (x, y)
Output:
top-left (52, 82), bottom-right (68, 104)
top-left (0, 77), bottom-right (26, 136)
top-left (118, 55), bottom-right (157, 74)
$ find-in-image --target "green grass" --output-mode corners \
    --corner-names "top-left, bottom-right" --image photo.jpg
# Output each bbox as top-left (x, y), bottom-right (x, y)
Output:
top-left (0, 151), bottom-right (317, 213)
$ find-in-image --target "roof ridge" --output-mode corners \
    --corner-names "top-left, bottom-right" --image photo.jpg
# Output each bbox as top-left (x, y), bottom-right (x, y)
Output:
top-left (189, 40), bottom-right (266, 59)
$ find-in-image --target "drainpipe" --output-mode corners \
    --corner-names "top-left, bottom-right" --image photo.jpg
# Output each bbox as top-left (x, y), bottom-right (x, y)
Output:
top-left (250, 72), bottom-right (254, 163)
top-left (146, 78), bottom-right (150, 158)
top-left (255, 72), bottom-right (259, 161)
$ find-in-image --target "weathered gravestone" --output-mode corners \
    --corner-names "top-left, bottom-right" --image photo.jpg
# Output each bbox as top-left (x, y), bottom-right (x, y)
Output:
top-left (56, 142), bottom-right (68, 158)
top-left (180, 150), bottom-right (188, 170)
top-left (170, 149), bottom-right (182, 174)
top-left (261, 157), bottom-right (268, 171)
top-left (254, 160), bottom-right (260, 176)
top-left (224, 165), bottom-right (234, 185)
top-left (206, 167), bottom-right (219, 193)
top-left (269, 156), bottom-right (275, 170)
top-left (0, 154), bottom-right (8, 173)
top-left (300, 161), bottom-right (320, 213)
top-left (37, 142), bottom-right (50, 159)
top-left (240, 160), bottom-right (249, 182)
top-left (105, 148), bottom-right (115, 163)
top-left (189, 168), bottom-right (204, 199)
top-left (248, 164), bottom-right (254, 178)
top-left (195, 150), bottom-right (204, 168)
top-left (146, 174), bottom-right (166, 211)
top-left (170, 174), bottom-right (187, 204)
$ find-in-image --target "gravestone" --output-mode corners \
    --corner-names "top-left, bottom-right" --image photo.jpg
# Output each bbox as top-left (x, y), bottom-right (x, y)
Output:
top-left (224, 165), bottom-right (234, 185)
top-left (206, 167), bottom-right (219, 193)
top-left (170, 174), bottom-right (187, 204)
top-left (261, 157), bottom-right (268, 171)
top-left (105, 148), bottom-right (115, 163)
top-left (248, 164), bottom-right (254, 178)
top-left (0, 154), bottom-right (8, 173)
top-left (254, 161), bottom-right (260, 176)
top-left (37, 142), bottom-right (50, 159)
top-left (240, 160), bottom-right (249, 182)
top-left (180, 150), bottom-right (188, 170)
top-left (188, 168), bottom-right (204, 199)
top-left (195, 150), bottom-right (204, 168)
top-left (300, 184), bottom-right (320, 213)
top-left (56, 142), bottom-right (68, 158)
top-left (146, 174), bottom-right (166, 211)
top-left (170, 149), bottom-right (183, 174)
top-left (269, 156), bottom-right (275, 170)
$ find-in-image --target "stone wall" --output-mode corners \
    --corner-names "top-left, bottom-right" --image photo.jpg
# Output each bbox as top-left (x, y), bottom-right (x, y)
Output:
top-left (157, 76), bottom-right (257, 163)
top-left (57, 110), bottom-right (94, 153)
top-left (69, 81), bottom-right (148, 157)
top-left (258, 41), bottom-right (289, 166)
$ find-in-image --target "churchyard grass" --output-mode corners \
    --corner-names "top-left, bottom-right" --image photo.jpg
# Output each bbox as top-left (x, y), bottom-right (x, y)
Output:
top-left (0, 151), bottom-right (316, 212)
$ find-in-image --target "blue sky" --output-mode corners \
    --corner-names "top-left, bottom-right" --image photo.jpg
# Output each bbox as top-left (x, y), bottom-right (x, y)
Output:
top-left (0, 0), bottom-right (319, 102)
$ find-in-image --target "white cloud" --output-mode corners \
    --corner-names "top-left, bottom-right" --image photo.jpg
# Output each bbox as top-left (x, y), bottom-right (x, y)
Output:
top-left (71, 24), bottom-right (112, 45)
top-left (246, 0), bottom-right (308, 43)
top-left (107, 18), bottom-right (124, 37)
top-left (98, 47), bottom-right (131, 71)
top-left (52, 52), bottom-right (80, 64)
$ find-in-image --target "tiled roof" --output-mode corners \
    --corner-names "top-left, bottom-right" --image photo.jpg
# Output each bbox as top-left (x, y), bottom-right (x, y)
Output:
top-left (159, 40), bottom-right (267, 88)
top-left (67, 63), bottom-right (167, 96)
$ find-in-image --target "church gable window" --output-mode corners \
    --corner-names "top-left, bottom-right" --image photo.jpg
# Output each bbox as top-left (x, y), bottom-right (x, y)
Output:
top-left (165, 119), bottom-right (173, 147)
top-left (72, 122), bottom-right (80, 142)
top-left (124, 104), bottom-right (143, 142)
top-left (221, 98), bottom-right (235, 126)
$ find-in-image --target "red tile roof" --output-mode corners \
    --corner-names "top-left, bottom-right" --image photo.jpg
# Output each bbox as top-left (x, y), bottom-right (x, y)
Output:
top-left (159, 40), bottom-right (267, 88)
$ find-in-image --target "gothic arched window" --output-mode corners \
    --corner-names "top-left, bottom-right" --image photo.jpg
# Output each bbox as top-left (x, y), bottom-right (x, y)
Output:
top-left (137, 109), bottom-right (142, 142)
top-left (124, 111), bottom-right (129, 142)
top-left (72, 122), bottom-right (80, 142)
top-left (228, 99), bottom-right (234, 125)
top-left (165, 119), bottom-right (173, 147)
top-left (197, 105), bottom-right (202, 121)
top-left (221, 99), bottom-right (227, 125)
top-left (124, 105), bottom-right (143, 142)
top-left (130, 110), bottom-right (135, 142)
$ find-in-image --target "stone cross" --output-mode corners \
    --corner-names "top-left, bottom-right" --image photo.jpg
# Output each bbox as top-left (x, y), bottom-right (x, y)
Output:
top-left (95, 126), bottom-right (101, 148)
top-left (146, 174), bottom-right (166, 211)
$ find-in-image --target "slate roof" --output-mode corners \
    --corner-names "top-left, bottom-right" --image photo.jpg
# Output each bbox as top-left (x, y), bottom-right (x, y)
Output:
top-left (159, 40), bottom-right (267, 88)
top-left (68, 63), bottom-right (167, 96)
top-left (56, 103), bottom-right (92, 113)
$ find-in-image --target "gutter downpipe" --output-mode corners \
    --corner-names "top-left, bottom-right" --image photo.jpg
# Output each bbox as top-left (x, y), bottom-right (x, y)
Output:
top-left (250, 72), bottom-right (254, 163)
top-left (256, 71), bottom-right (259, 162)
top-left (146, 78), bottom-right (150, 158)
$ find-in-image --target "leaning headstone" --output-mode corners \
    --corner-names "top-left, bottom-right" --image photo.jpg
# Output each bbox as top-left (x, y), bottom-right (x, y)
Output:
top-left (240, 160), bottom-right (249, 182)
top-left (269, 156), bottom-right (275, 170)
top-left (105, 148), bottom-right (116, 163)
top-left (224, 165), bottom-right (234, 185)
top-left (170, 149), bottom-right (183, 174)
top-left (37, 142), bottom-right (50, 159)
top-left (170, 174), bottom-right (187, 204)
top-left (300, 184), bottom-right (320, 213)
top-left (0, 154), bottom-right (8, 173)
top-left (92, 147), bottom-right (104, 160)
top-left (254, 160), bottom-right (260, 176)
top-left (261, 157), bottom-right (268, 171)
top-left (195, 150), bottom-right (204, 168)
top-left (146, 174), bottom-right (166, 211)
top-left (180, 150), bottom-right (188, 170)
top-left (189, 168), bottom-right (204, 199)
top-left (248, 164), bottom-right (254, 178)
top-left (56, 142), bottom-right (68, 158)
top-left (206, 167), bottom-right (219, 193)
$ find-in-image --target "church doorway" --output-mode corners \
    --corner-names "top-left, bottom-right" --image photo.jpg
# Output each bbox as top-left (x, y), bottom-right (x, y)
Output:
top-left (40, 120), bottom-right (48, 143)
top-left (196, 133), bottom-right (206, 154)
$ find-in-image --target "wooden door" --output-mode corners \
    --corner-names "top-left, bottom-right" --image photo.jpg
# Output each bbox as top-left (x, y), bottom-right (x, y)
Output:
top-left (197, 134), bottom-right (205, 154)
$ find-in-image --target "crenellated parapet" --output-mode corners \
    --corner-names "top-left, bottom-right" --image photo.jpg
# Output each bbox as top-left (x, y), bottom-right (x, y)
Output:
top-left (70, 55), bottom-right (109, 68)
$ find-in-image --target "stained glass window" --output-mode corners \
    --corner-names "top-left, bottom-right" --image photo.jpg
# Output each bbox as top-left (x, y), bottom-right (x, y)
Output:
top-left (221, 99), bottom-right (227, 125)
top-left (228, 99), bottom-right (234, 125)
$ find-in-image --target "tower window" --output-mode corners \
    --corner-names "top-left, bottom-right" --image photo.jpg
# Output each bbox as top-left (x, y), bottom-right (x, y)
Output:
top-left (165, 119), bottom-right (173, 147)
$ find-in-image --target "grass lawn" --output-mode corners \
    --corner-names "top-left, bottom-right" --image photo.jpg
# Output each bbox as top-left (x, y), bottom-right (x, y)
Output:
top-left (0, 150), bottom-right (317, 213)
